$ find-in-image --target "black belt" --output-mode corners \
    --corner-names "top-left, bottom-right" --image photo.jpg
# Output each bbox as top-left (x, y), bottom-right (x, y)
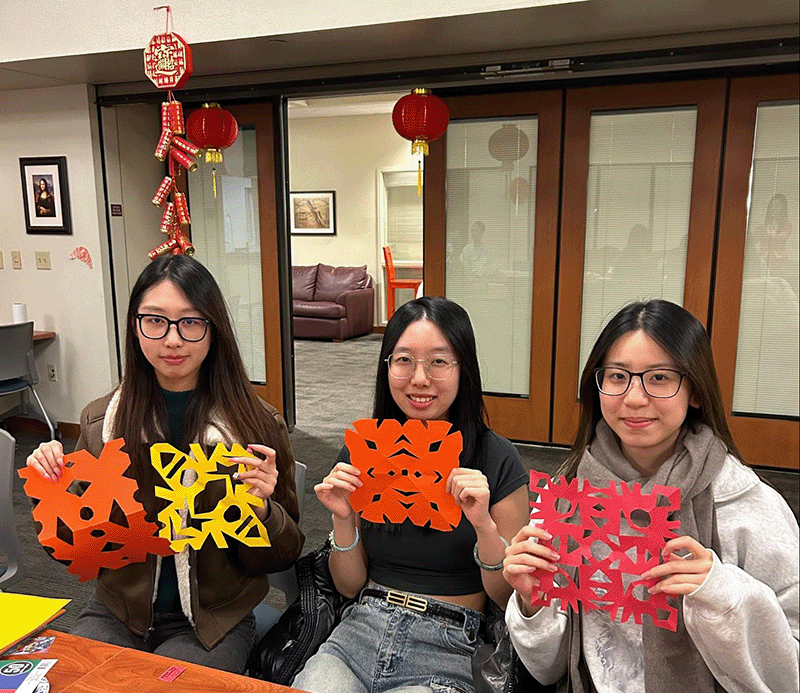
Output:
top-left (360, 587), bottom-right (474, 629)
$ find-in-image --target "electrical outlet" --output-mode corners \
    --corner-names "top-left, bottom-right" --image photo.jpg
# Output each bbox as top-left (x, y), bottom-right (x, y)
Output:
top-left (35, 251), bottom-right (52, 270)
top-left (47, 364), bottom-right (57, 382)
top-left (11, 250), bottom-right (22, 269)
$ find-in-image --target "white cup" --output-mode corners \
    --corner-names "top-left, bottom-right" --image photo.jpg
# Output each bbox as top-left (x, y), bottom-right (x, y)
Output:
top-left (12, 302), bottom-right (28, 324)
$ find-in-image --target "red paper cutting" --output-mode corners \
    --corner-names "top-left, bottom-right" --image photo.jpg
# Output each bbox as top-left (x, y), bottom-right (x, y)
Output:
top-left (345, 419), bottom-right (463, 531)
top-left (529, 470), bottom-right (681, 631)
top-left (18, 439), bottom-right (174, 581)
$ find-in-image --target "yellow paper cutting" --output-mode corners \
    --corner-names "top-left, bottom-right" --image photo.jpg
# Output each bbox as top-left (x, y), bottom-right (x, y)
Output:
top-left (151, 442), bottom-right (269, 551)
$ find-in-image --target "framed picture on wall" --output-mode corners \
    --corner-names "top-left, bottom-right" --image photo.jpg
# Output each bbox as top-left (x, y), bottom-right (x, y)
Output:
top-left (289, 191), bottom-right (336, 235)
top-left (20, 156), bottom-right (73, 235)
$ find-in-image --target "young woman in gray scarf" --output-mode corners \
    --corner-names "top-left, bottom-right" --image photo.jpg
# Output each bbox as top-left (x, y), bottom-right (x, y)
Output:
top-left (503, 299), bottom-right (798, 693)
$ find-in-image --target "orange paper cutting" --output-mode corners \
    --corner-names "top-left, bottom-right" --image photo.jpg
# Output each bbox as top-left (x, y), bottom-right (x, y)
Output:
top-left (345, 419), bottom-right (463, 531)
top-left (18, 439), bottom-right (174, 582)
top-left (151, 442), bottom-right (270, 551)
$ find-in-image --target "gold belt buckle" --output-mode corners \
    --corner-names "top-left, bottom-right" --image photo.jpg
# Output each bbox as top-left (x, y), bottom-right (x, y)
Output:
top-left (386, 590), bottom-right (428, 613)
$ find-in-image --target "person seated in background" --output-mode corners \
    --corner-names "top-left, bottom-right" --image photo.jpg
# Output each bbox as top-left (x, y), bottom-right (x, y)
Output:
top-left (503, 299), bottom-right (799, 693)
top-left (292, 296), bottom-right (530, 693)
top-left (26, 254), bottom-right (304, 673)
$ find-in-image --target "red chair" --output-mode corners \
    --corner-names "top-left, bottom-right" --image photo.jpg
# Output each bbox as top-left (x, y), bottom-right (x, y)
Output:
top-left (383, 246), bottom-right (423, 320)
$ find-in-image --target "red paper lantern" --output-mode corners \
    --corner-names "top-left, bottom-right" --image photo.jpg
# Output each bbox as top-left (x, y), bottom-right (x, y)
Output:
top-left (392, 89), bottom-right (450, 156)
top-left (488, 124), bottom-right (529, 169)
top-left (186, 103), bottom-right (239, 162)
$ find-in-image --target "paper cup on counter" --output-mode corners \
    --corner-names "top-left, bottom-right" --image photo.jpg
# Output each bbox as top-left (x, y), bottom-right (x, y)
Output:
top-left (12, 302), bottom-right (28, 324)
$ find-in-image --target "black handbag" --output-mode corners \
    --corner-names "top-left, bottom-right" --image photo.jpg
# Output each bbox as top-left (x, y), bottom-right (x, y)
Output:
top-left (248, 540), bottom-right (356, 685)
top-left (472, 600), bottom-right (556, 693)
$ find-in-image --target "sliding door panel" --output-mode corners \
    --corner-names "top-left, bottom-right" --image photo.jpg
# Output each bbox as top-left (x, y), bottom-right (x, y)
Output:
top-left (712, 74), bottom-right (799, 469)
top-left (553, 80), bottom-right (726, 444)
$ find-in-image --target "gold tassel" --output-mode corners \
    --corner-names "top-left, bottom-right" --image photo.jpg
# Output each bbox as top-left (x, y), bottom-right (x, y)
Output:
top-left (212, 167), bottom-right (217, 198)
top-left (417, 160), bottom-right (422, 197)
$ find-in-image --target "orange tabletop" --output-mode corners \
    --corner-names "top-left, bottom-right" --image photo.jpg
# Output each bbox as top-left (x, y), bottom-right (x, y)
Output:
top-left (9, 630), bottom-right (298, 693)
top-left (33, 330), bottom-right (56, 341)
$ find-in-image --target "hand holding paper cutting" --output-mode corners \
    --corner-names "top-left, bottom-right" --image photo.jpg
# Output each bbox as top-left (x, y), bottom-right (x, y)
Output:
top-left (446, 466), bottom-right (491, 529)
top-left (314, 461), bottom-right (363, 520)
top-left (229, 443), bottom-right (279, 521)
top-left (642, 535), bottom-right (713, 595)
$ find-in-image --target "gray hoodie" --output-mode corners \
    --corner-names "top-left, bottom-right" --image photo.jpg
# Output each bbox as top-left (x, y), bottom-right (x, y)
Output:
top-left (506, 455), bottom-right (799, 693)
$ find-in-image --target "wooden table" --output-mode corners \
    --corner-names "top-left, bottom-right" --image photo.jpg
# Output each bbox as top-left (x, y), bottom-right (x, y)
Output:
top-left (9, 630), bottom-right (296, 692)
top-left (33, 330), bottom-right (56, 342)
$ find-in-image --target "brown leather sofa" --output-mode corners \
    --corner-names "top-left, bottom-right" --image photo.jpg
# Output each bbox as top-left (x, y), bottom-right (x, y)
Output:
top-left (292, 264), bottom-right (375, 340)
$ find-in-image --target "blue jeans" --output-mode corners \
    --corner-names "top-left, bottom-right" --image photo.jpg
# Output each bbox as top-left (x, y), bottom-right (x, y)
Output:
top-left (292, 588), bottom-right (482, 693)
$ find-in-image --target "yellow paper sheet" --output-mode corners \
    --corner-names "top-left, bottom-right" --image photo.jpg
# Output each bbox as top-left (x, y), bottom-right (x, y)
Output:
top-left (0, 593), bottom-right (70, 654)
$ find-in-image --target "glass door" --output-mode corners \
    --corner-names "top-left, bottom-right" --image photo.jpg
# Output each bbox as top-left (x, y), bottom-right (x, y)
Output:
top-left (425, 91), bottom-right (561, 442)
top-left (552, 79), bottom-right (727, 443)
top-left (712, 74), bottom-right (799, 469)
top-left (188, 102), bottom-right (291, 418)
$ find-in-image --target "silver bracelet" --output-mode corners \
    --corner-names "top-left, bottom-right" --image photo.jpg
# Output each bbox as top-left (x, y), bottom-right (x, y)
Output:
top-left (473, 536), bottom-right (510, 571)
top-left (329, 527), bottom-right (360, 552)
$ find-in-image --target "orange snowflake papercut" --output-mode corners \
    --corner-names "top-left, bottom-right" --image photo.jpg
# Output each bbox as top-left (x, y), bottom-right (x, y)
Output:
top-left (345, 419), bottom-right (463, 531)
top-left (18, 438), bottom-right (174, 582)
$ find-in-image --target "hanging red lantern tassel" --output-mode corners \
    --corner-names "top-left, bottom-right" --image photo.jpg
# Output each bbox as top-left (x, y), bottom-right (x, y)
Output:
top-left (392, 88), bottom-right (449, 195)
top-left (186, 103), bottom-right (239, 197)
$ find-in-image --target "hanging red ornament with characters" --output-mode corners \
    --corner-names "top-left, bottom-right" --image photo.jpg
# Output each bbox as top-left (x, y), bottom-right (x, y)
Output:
top-left (392, 89), bottom-right (450, 195)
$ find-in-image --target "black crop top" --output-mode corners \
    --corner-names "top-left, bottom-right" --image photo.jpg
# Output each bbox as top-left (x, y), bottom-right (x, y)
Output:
top-left (336, 429), bottom-right (528, 595)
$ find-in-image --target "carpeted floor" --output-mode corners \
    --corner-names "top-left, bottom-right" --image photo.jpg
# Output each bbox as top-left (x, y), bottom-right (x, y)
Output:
top-left (5, 332), bottom-right (799, 633)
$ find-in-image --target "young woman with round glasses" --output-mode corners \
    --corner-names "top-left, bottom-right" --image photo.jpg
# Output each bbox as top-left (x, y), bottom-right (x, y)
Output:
top-left (503, 299), bottom-right (799, 693)
top-left (293, 296), bottom-right (531, 693)
top-left (26, 254), bottom-right (304, 673)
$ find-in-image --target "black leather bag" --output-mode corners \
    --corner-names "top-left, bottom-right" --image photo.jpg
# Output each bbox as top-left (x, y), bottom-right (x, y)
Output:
top-left (248, 540), bottom-right (356, 685)
top-left (472, 601), bottom-right (556, 693)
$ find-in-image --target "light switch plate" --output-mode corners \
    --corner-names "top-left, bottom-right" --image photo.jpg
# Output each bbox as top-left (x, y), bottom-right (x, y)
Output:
top-left (35, 250), bottom-right (52, 270)
top-left (0, 251), bottom-right (4, 269)
top-left (11, 250), bottom-right (22, 269)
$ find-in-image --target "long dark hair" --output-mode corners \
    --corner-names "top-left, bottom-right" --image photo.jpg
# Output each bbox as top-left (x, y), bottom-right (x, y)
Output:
top-left (556, 299), bottom-right (743, 480)
top-left (114, 254), bottom-right (298, 519)
top-left (373, 296), bottom-right (489, 466)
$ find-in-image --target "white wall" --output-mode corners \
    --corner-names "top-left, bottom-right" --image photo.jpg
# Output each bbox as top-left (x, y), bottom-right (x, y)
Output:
top-left (0, 84), bottom-right (116, 425)
top-left (288, 113), bottom-right (416, 301)
top-left (0, 1), bottom-right (558, 62)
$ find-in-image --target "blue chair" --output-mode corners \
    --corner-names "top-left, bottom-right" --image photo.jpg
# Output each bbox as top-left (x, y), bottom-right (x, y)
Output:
top-left (0, 322), bottom-right (57, 440)
top-left (254, 460), bottom-right (307, 637)
top-left (0, 428), bottom-right (24, 590)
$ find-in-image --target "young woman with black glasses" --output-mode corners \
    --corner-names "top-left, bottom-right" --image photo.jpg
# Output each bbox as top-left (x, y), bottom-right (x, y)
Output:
top-left (503, 299), bottom-right (798, 693)
top-left (26, 254), bottom-right (304, 673)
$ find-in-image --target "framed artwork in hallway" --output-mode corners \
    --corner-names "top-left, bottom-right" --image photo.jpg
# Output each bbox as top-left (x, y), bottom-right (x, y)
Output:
top-left (290, 191), bottom-right (336, 235)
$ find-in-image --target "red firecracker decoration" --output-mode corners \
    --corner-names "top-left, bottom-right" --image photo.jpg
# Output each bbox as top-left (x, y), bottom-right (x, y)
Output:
top-left (186, 103), bottom-right (239, 197)
top-left (392, 88), bottom-right (450, 195)
top-left (144, 6), bottom-right (196, 261)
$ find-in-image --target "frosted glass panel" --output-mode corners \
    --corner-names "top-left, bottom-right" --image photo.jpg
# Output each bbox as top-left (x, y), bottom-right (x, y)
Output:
top-left (446, 117), bottom-right (537, 396)
top-left (188, 126), bottom-right (266, 383)
top-left (579, 107), bottom-right (697, 369)
top-left (733, 101), bottom-right (799, 417)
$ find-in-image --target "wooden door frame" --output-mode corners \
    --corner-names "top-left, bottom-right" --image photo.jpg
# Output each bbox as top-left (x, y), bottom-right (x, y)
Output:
top-left (226, 103), bottom-right (285, 416)
top-left (425, 90), bottom-right (562, 442)
top-left (711, 73), bottom-right (799, 469)
top-left (552, 78), bottom-right (727, 444)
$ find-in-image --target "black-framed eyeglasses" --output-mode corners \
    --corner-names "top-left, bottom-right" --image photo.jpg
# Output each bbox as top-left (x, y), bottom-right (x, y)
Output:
top-left (136, 314), bottom-right (210, 342)
top-left (386, 354), bottom-right (459, 381)
top-left (594, 367), bottom-right (687, 398)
